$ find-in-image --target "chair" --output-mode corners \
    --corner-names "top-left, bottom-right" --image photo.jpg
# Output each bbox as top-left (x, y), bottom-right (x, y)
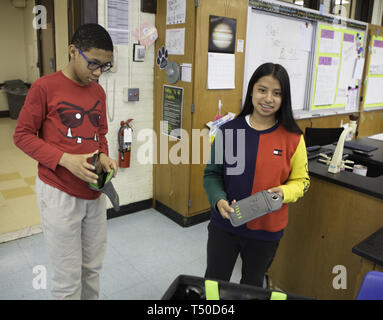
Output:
top-left (356, 271), bottom-right (383, 300)
top-left (353, 227), bottom-right (383, 299)
top-left (304, 127), bottom-right (344, 147)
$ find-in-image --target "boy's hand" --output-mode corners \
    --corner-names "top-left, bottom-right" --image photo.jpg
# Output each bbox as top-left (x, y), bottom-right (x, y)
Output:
top-left (59, 150), bottom-right (99, 184)
top-left (99, 153), bottom-right (118, 177)
top-left (216, 199), bottom-right (236, 220)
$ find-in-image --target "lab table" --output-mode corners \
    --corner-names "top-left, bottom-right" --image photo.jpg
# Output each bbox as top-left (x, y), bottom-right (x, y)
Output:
top-left (268, 138), bottom-right (383, 300)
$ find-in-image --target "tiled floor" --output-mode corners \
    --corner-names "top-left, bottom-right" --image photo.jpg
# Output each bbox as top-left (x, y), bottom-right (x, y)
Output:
top-left (0, 118), bottom-right (41, 240)
top-left (0, 208), bottom-right (243, 300)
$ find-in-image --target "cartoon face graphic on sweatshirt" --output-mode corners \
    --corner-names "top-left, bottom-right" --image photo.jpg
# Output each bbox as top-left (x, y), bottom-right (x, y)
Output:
top-left (56, 100), bottom-right (101, 144)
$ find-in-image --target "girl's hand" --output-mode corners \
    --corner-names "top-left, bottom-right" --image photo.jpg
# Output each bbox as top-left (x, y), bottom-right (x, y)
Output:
top-left (267, 187), bottom-right (283, 199)
top-left (216, 199), bottom-right (236, 220)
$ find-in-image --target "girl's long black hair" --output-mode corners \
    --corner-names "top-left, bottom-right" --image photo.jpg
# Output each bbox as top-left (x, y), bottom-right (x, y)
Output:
top-left (238, 63), bottom-right (302, 134)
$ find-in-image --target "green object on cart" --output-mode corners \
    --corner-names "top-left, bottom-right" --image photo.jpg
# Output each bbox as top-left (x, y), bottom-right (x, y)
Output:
top-left (270, 291), bottom-right (287, 300)
top-left (205, 280), bottom-right (220, 300)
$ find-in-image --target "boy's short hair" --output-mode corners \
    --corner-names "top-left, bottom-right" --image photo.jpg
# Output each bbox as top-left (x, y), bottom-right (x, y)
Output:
top-left (71, 23), bottom-right (113, 52)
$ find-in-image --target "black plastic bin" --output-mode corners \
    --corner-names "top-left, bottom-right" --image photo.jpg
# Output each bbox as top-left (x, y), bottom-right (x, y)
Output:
top-left (4, 80), bottom-right (29, 119)
top-left (162, 274), bottom-right (313, 300)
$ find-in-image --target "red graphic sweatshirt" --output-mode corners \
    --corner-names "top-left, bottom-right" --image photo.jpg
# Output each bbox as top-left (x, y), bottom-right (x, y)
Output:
top-left (14, 71), bottom-right (109, 200)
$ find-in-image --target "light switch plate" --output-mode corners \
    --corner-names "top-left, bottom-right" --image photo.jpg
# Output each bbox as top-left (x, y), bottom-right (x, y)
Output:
top-left (128, 88), bottom-right (139, 101)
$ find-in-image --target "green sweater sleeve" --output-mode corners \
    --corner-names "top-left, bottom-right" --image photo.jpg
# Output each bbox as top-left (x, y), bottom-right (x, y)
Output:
top-left (203, 136), bottom-right (227, 210)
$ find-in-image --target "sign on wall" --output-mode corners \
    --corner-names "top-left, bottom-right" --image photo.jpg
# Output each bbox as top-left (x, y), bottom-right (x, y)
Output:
top-left (162, 85), bottom-right (183, 140)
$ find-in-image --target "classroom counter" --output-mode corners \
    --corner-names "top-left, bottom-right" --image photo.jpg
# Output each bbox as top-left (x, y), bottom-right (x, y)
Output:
top-left (308, 137), bottom-right (383, 200)
top-left (268, 137), bottom-right (383, 300)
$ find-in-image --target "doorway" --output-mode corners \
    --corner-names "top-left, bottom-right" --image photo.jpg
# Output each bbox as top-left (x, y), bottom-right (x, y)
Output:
top-left (68, 0), bottom-right (98, 42)
top-left (36, 0), bottom-right (56, 76)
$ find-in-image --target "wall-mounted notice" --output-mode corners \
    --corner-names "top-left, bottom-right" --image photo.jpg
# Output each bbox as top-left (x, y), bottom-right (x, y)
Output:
top-left (369, 39), bottom-right (383, 75)
top-left (353, 57), bottom-right (365, 80)
top-left (237, 39), bottom-right (244, 53)
top-left (162, 85), bottom-right (183, 140)
top-left (319, 29), bottom-right (341, 54)
top-left (362, 34), bottom-right (383, 110)
top-left (314, 56), bottom-right (339, 106)
top-left (345, 87), bottom-right (358, 111)
top-left (166, 0), bottom-right (186, 25)
top-left (365, 77), bottom-right (383, 105)
top-left (165, 28), bottom-right (185, 55)
top-left (180, 63), bottom-right (192, 82)
top-left (108, 0), bottom-right (130, 45)
top-left (336, 32), bottom-right (357, 105)
top-left (207, 53), bottom-right (235, 90)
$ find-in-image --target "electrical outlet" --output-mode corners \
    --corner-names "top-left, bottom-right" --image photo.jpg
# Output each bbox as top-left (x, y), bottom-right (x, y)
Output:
top-left (128, 88), bottom-right (139, 101)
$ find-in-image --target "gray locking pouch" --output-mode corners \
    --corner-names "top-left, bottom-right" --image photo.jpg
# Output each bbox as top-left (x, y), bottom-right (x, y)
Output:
top-left (88, 154), bottom-right (120, 212)
top-left (229, 191), bottom-right (283, 227)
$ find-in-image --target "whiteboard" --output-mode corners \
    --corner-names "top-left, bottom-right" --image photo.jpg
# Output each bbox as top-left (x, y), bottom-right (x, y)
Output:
top-left (243, 8), bottom-right (314, 111)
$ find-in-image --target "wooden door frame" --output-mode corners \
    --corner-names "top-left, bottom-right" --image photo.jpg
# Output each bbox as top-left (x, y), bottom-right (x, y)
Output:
top-left (67, 0), bottom-right (98, 43)
top-left (36, 0), bottom-right (56, 76)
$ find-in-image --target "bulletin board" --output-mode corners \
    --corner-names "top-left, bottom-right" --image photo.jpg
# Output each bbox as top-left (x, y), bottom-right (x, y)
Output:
top-left (362, 34), bottom-right (383, 111)
top-left (311, 24), bottom-right (365, 111)
top-left (245, 0), bottom-right (368, 118)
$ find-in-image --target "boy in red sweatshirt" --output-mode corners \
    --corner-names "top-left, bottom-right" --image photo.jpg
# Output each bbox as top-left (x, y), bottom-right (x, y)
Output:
top-left (14, 24), bottom-right (117, 299)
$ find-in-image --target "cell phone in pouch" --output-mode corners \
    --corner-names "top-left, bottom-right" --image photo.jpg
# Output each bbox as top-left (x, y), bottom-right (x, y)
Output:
top-left (229, 191), bottom-right (283, 227)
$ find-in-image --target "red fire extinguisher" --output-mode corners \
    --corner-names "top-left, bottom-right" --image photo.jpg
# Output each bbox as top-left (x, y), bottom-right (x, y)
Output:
top-left (118, 119), bottom-right (133, 168)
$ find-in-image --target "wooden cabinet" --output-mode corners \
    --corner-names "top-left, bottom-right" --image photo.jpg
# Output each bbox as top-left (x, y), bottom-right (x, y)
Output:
top-left (268, 176), bottom-right (383, 300)
top-left (153, 0), bottom-right (248, 225)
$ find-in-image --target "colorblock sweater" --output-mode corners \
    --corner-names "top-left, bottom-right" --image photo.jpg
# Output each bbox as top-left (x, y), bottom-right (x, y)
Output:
top-left (203, 116), bottom-right (310, 241)
top-left (13, 71), bottom-right (109, 200)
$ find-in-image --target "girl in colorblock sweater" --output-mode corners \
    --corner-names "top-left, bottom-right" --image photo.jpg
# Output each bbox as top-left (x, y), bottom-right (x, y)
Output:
top-left (203, 63), bottom-right (310, 287)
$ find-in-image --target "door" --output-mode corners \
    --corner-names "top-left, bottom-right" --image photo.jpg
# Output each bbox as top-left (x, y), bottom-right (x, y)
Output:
top-left (68, 0), bottom-right (98, 41)
top-left (153, 0), bottom-right (196, 217)
top-left (188, 0), bottom-right (248, 215)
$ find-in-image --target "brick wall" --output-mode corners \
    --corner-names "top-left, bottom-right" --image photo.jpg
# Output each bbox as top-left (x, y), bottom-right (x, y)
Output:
top-left (98, 0), bottom-right (155, 208)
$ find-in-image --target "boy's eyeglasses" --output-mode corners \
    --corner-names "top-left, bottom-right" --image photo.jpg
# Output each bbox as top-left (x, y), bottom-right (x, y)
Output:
top-left (77, 47), bottom-right (113, 73)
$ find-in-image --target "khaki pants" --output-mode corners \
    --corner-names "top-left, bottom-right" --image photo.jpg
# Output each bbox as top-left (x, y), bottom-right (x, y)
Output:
top-left (35, 177), bottom-right (107, 300)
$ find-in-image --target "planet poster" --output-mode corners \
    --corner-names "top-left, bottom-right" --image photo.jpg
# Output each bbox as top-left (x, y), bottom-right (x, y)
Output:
top-left (208, 15), bottom-right (237, 54)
